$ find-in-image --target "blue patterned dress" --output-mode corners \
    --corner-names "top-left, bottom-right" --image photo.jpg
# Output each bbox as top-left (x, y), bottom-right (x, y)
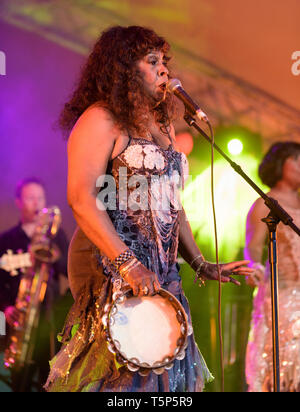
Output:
top-left (45, 136), bottom-right (213, 392)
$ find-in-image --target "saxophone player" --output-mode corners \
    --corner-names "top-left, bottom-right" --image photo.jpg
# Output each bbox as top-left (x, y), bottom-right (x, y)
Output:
top-left (0, 177), bottom-right (69, 392)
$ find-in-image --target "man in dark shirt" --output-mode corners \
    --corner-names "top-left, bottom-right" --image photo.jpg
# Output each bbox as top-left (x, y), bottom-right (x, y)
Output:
top-left (0, 222), bottom-right (69, 316)
top-left (0, 177), bottom-right (70, 391)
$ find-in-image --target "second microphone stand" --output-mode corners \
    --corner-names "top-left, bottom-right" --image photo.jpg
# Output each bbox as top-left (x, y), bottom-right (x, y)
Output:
top-left (184, 112), bottom-right (300, 392)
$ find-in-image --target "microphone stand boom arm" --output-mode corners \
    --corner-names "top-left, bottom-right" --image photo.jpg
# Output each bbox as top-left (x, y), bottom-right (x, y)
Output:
top-left (183, 112), bottom-right (300, 393)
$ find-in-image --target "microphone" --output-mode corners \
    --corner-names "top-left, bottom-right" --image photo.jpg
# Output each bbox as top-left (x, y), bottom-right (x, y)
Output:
top-left (167, 78), bottom-right (208, 123)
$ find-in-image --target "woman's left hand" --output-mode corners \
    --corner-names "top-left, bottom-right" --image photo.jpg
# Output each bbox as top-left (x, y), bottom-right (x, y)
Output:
top-left (198, 260), bottom-right (255, 286)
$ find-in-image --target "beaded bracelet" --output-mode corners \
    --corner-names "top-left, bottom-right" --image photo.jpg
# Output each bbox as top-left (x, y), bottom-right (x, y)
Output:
top-left (112, 249), bottom-right (135, 271)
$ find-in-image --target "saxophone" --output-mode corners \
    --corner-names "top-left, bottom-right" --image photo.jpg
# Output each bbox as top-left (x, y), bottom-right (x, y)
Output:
top-left (4, 206), bottom-right (62, 371)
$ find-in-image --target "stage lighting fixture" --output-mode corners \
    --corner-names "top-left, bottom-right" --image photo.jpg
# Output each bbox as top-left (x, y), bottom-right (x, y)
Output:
top-left (227, 139), bottom-right (243, 155)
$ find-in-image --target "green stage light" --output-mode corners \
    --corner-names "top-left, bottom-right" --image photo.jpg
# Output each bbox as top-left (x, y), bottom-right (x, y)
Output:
top-left (228, 139), bottom-right (243, 155)
top-left (181, 155), bottom-right (267, 262)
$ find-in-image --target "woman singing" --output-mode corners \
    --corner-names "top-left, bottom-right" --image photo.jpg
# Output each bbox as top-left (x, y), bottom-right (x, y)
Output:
top-left (245, 142), bottom-right (300, 392)
top-left (45, 26), bottom-right (252, 392)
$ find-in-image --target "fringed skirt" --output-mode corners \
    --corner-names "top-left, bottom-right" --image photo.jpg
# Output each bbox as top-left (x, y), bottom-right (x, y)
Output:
top-left (44, 228), bottom-right (213, 392)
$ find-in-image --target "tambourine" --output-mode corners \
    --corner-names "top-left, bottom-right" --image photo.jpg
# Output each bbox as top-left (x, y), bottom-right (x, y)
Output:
top-left (102, 288), bottom-right (192, 376)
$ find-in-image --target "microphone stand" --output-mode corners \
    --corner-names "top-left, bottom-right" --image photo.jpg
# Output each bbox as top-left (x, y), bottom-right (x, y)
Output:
top-left (183, 111), bottom-right (300, 392)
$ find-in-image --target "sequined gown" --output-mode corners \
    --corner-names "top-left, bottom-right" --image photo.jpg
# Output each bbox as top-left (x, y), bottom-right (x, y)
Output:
top-left (246, 206), bottom-right (300, 392)
top-left (45, 136), bottom-right (213, 392)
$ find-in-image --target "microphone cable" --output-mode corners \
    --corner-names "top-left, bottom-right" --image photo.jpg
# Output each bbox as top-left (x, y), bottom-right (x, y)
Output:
top-left (167, 77), bottom-right (225, 390)
top-left (207, 120), bottom-right (225, 392)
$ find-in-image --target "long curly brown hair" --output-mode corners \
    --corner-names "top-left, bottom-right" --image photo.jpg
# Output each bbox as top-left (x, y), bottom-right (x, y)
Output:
top-left (59, 26), bottom-right (176, 137)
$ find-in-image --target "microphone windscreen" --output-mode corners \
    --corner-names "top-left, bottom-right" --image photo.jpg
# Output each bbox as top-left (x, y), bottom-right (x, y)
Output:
top-left (167, 78), bottom-right (182, 92)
